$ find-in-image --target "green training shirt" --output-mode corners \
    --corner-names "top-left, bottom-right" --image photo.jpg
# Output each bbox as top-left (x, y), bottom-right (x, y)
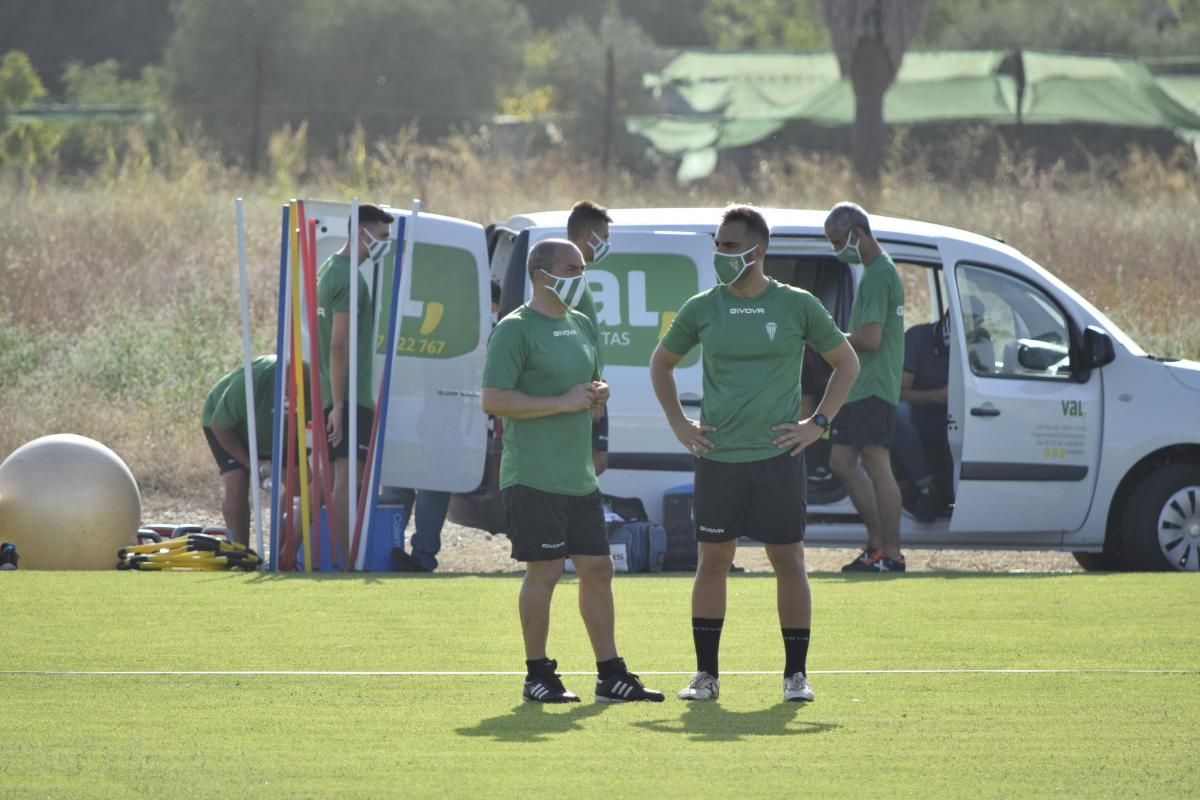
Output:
top-left (202, 355), bottom-right (280, 454)
top-left (846, 253), bottom-right (905, 405)
top-left (483, 305), bottom-right (603, 496)
top-left (661, 279), bottom-right (846, 463)
top-left (316, 253), bottom-right (375, 410)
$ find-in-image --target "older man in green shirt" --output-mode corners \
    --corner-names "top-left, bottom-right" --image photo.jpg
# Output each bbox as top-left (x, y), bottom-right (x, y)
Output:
top-left (482, 238), bottom-right (663, 705)
top-left (824, 202), bottom-right (908, 573)
top-left (651, 205), bottom-right (860, 703)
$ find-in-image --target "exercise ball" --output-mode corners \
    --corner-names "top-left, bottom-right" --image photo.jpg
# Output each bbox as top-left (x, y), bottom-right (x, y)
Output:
top-left (0, 434), bottom-right (142, 570)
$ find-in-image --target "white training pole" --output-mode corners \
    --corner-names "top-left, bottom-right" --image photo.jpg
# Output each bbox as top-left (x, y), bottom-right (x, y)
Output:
top-left (348, 198), bottom-right (360, 565)
top-left (235, 198), bottom-right (265, 560)
top-left (357, 199), bottom-right (419, 571)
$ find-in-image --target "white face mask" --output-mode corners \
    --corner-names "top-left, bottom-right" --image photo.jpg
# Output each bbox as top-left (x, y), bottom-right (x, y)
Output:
top-left (539, 269), bottom-right (588, 309)
top-left (362, 227), bottom-right (389, 261)
top-left (714, 246), bottom-right (757, 284)
top-left (588, 230), bottom-right (611, 264)
top-left (835, 230), bottom-right (862, 264)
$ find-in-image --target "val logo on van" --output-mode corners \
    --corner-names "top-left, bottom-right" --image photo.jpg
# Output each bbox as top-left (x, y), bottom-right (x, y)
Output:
top-left (378, 241), bottom-right (480, 360)
top-left (1062, 400), bottom-right (1085, 417)
top-left (585, 253), bottom-right (699, 367)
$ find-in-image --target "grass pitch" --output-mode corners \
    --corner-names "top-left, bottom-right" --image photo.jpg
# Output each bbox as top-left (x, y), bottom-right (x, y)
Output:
top-left (1, 571), bottom-right (1196, 798)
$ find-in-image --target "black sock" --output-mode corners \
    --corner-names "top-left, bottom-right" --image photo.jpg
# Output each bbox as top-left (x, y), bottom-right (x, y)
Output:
top-left (692, 617), bottom-right (724, 678)
top-left (782, 628), bottom-right (811, 677)
top-left (597, 656), bottom-right (626, 680)
top-left (525, 658), bottom-right (553, 679)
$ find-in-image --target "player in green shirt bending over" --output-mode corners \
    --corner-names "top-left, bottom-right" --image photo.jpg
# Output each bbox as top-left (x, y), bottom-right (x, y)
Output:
top-left (202, 355), bottom-right (304, 546)
top-left (650, 205), bottom-right (860, 703)
top-left (482, 239), bottom-right (663, 705)
top-left (824, 202), bottom-right (908, 573)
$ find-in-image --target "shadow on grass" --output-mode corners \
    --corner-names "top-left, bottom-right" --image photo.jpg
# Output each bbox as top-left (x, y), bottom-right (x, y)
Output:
top-left (456, 701), bottom-right (611, 742)
top-left (634, 701), bottom-right (838, 742)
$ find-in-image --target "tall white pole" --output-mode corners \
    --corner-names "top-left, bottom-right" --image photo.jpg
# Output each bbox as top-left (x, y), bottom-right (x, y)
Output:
top-left (235, 198), bottom-right (265, 560)
top-left (348, 198), bottom-right (360, 565)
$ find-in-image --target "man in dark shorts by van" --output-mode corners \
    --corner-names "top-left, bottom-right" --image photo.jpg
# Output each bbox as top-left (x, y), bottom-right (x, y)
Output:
top-left (482, 238), bottom-right (663, 704)
top-left (824, 202), bottom-right (908, 573)
top-left (651, 205), bottom-right (859, 703)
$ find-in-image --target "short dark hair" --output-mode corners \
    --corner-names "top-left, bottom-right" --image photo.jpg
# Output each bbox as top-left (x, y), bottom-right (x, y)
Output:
top-left (720, 204), bottom-right (770, 248)
top-left (567, 200), bottom-right (612, 241)
top-left (825, 202), bottom-right (871, 236)
top-left (346, 203), bottom-right (394, 233)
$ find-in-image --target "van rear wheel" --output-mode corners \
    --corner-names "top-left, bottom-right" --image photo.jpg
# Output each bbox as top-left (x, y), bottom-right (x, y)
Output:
top-left (1119, 464), bottom-right (1200, 571)
top-left (1071, 551), bottom-right (1119, 571)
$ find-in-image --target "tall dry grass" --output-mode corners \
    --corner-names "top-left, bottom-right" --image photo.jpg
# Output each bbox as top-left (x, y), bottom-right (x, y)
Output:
top-left (0, 127), bottom-right (1197, 504)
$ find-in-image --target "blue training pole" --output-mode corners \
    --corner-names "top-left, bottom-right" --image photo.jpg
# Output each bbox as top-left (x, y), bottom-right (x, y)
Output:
top-left (269, 203), bottom-right (290, 571)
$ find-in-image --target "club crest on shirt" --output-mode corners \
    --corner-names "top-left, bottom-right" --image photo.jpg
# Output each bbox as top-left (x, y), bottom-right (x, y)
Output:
top-left (766, 322), bottom-right (777, 342)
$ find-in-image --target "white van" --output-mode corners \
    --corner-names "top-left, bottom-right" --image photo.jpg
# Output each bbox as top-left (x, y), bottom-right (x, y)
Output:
top-left (301, 202), bottom-right (1200, 572)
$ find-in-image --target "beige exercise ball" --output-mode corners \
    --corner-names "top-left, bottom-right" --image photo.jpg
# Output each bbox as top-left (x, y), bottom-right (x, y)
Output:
top-left (0, 434), bottom-right (141, 569)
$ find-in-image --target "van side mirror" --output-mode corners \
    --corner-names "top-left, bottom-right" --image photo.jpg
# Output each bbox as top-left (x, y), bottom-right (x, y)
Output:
top-left (1082, 326), bottom-right (1115, 369)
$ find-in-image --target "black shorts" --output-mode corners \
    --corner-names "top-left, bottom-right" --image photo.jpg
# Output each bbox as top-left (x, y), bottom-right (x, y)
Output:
top-left (830, 396), bottom-right (897, 450)
top-left (502, 485), bottom-right (609, 562)
top-left (326, 405), bottom-right (374, 461)
top-left (692, 452), bottom-right (807, 545)
top-left (592, 407), bottom-right (609, 452)
top-left (204, 426), bottom-right (244, 474)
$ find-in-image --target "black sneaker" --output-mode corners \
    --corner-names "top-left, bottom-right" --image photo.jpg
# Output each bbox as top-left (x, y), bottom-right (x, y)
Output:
top-left (595, 664), bottom-right (665, 703)
top-left (841, 548), bottom-right (884, 572)
top-left (882, 554), bottom-right (907, 572)
top-left (523, 660), bottom-right (580, 703)
top-left (390, 548), bottom-right (427, 573)
top-left (0, 543), bottom-right (17, 570)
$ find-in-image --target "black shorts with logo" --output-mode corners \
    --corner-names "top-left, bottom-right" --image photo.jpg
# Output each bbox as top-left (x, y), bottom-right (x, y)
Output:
top-left (326, 404), bottom-right (374, 461)
top-left (830, 396), bottom-right (897, 450)
top-left (592, 406), bottom-right (609, 452)
top-left (204, 426), bottom-right (244, 474)
top-left (503, 485), bottom-right (609, 562)
top-left (692, 452), bottom-right (807, 545)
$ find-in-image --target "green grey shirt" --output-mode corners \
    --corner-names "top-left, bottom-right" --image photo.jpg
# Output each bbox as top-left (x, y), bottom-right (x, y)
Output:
top-left (846, 253), bottom-right (905, 405)
top-left (316, 253), bottom-right (374, 410)
top-left (483, 305), bottom-right (603, 496)
top-left (202, 356), bottom-right (282, 454)
top-left (661, 279), bottom-right (846, 463)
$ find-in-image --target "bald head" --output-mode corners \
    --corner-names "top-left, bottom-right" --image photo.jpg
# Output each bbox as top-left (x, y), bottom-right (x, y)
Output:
top-left (528, 239), bottom-right (584, 280)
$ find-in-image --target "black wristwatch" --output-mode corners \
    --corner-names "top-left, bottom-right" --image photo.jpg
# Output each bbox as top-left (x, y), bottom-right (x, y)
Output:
top-left (812, 413), bottom-right (830, 432)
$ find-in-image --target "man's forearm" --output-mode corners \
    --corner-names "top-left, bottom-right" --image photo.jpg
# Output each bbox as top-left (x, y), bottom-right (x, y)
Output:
top-left (482, 388), bottom-right (568, 420)
top-left (212, 426), bottom-right (252, 470)
top-left (330, 344), bottom-right (349, 407)
top-left (649, 362), bottom-right (687, 429)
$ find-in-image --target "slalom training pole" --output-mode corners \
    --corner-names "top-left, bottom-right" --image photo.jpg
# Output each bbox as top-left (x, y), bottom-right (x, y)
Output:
top-left (352, 201), bottom-right (418, 570)
top-left (349, 209), bottom-right (410, 570)
top-left (234, 198), bottom-right (264, 560)
top-left (348, 198), bottom-right (361, 570)
top-left (269, 204), bottom-right (291, 570)
top-left (288, 202), bottom-right (314, 573)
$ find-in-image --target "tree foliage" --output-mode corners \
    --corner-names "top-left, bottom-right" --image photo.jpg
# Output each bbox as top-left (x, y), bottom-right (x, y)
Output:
top-left (702, 0), bottom-right (830, 49)
top-left (164, 0), bottom-right (530, 166)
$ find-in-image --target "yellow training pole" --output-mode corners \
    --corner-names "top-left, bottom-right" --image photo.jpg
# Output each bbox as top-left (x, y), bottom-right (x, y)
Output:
top-left (288, 201), bottom-right (314, 573)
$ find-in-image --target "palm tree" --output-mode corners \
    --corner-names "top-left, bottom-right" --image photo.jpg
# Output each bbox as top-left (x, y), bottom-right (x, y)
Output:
top-left (821, 0), bottom-right (929, 183)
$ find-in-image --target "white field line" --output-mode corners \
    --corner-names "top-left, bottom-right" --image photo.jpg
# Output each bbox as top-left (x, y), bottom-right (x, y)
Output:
top-left (0, 669), bottom-right (1196, 677)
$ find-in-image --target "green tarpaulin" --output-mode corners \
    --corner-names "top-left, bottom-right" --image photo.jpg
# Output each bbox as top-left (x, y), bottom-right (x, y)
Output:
top-left (630, 49), bottom-right (1200, 181)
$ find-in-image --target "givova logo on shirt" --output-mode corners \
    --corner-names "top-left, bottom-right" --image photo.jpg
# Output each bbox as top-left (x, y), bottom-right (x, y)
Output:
top-left (376, 242), bottom-right (480, 360)
top-left (586, 254), bottom-right (699, 368)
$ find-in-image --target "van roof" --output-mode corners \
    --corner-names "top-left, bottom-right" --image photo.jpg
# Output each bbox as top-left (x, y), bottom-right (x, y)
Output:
top-left (500, 207), bottom-right (1005, 250)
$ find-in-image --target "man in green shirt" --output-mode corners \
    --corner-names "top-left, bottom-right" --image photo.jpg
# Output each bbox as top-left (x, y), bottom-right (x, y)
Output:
top-left (566, 199), bottom-right (613, 478)
top-left (202, 355), bottom-right (302, 546)
top-left (824, 202), bottom-right (908, 573)
top-left (317, 202), bottom-right (393, 564)
top-left (482, 238), bottom-right (663, 705)
top-left (650, 205), bottom-right (860, 703)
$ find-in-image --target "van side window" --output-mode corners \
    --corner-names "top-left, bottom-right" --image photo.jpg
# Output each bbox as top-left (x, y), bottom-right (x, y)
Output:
top-left (956, 265), bottom-right (1072, 380)
top-left (489, 228), bottom-right (517, 286)
top-left (764, 255), bottom-right (847, 323)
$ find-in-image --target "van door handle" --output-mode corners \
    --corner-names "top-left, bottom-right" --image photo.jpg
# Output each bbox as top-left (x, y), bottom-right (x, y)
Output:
top-left (970, 406), bottom-right (1001, 417)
